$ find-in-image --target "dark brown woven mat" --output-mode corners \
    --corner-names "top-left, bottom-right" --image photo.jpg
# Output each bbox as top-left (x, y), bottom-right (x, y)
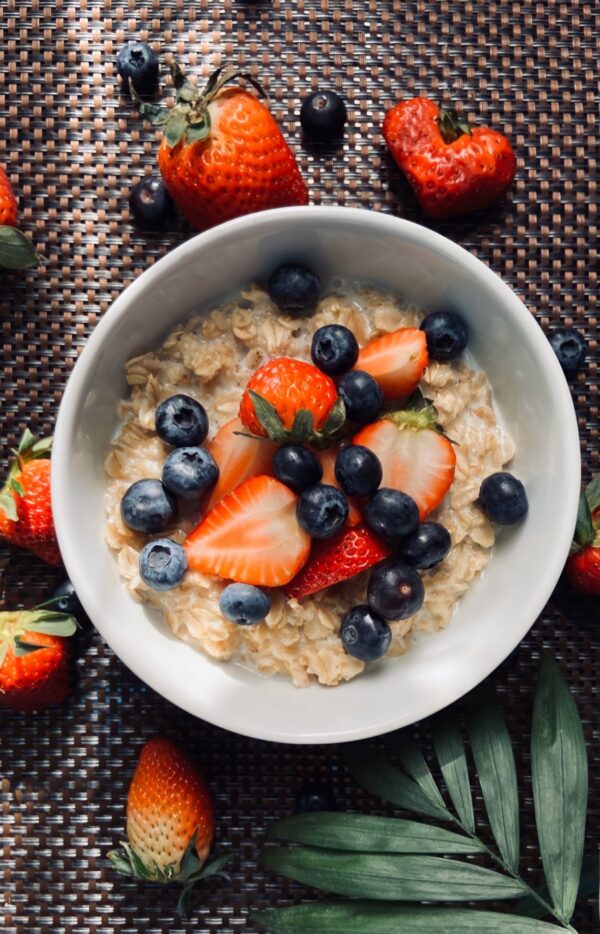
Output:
top-left (0, 0), bottom-right (598, 931)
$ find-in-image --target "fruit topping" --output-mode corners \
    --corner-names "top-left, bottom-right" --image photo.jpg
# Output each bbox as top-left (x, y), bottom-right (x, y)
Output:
top-left (185, 475), bottom-right (311, 587)
top-left (364, 488), bottom-right (420, 545)
top-left (300, 91), bottom-right (348, 142)
top-left (273, 444), bottom-right (323, 494)
top-left (155, 394), bottom-right (209, 448)
top-left (337, 370), bottom-right (384, 425)
top-left (340, 605), bottom-right (392, 662)
top-left (268, 263), bottom-right (321, 317)
top-left (117, 41), bottom-right (159, 99)
top-left (129, 177), bottom-right (174, 228)
top-left (548, 328), bottom-right (586, 376)
top-left (355, 327), bottom-right (428, 400)
top-left (162, 447), bottom-right (219, 501)
top-left (420, 311), bottom-right (468, 361)
top-left (334, 444), bottom-right (382, 498)
top-left (367, 559), bottom-right (425, 620)
top-left (121, 479), bottom-right (176, 533)
top-left (400, 521), bottom-right (452, 570)
top-left (311, 324), bottom-right (359, 376)
top-left (207, 416), bottom-right (276, 510)
top-left (140, 539), bottom-right (188, 591)
top-left (219, 583), bottom-right (272, 626)
top-left (297, 484), bottom-right (349, 539)
top-left (479, 472), bottom-right (528, 525)
top-left (315, 447), bottom-right (362, 527)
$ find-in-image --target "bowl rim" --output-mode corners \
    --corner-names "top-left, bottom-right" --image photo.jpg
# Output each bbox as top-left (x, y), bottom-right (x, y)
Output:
top-left (52, 205), bottom-right (581, 743)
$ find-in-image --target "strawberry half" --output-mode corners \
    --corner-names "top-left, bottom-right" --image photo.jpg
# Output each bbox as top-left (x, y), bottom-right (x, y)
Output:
top-left (206, 416), bottom-right (276, 511)
top-left (185, 475), bottom-right (311, 587)
top-left (355, 328), bottom-right (428, 401)
top-left (284, 524), bottom-right (390, 600)
top-left (354, 401), bottom-right (456, 520)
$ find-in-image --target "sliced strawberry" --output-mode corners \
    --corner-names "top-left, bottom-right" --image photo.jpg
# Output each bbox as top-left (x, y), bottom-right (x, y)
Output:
top-left (355, 328), bottom-right (428, 400)
top-left (206, 417), bottom-right (276, 511)
top-left (316, 447), bottom-right (362, 527)
top-left (284, 524), bottom-right (390, 600)
top-left (185, 475), bottom-right (311, 587)
top-left (354, 409), bottom-right (456, 520)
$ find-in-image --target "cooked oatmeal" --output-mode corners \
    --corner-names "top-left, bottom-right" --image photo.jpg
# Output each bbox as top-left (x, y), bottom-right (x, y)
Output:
top-left (104, 284), bottom-right (514, 687)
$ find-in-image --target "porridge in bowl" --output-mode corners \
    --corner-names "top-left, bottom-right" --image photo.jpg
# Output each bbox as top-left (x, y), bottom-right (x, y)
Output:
top-left (104, 266), bottom-right (525, 687)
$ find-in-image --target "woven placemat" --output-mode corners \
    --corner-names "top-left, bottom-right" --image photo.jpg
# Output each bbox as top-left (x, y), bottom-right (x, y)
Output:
top-left (0, 1), bottom-right (598, 931)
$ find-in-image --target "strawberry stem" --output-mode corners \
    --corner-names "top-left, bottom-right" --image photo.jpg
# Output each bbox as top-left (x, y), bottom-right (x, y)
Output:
top-left (438, 107), bottom-right (471, 144)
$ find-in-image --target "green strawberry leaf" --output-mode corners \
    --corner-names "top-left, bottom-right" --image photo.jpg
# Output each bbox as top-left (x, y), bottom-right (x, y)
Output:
top-left (13, 637), bottom-right (44, 656)
top-left (249, 391), bottom-right (287, 442)
top-left (0, 226), bottom-right (39, 270)
top-left (584, 473), bottom-right (600, 516)
top-left (320, 397), bottom-right (346, 437)
top-left (574, 491), bottom-right (594, 547)
top-left (17, 428), bottom-right (37, 454)
top-left (0, 486), bottom-right (18, 521)
top-left (165, 111), bottom-right (189, 148)
top-left (186, 121), bottom-right (211, 143)
top-left (25, 610), bottom-right (78, 637)
top-left (10, 479), bottom-right (25, 497)
top-left (291, 409), bottom-right (314, 442)
top-left (31, 435), bottom-right (53, 456)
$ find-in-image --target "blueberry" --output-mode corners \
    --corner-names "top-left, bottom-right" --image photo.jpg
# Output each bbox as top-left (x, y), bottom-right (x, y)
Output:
top-left (219, 583), bottom-right (271, 626)
top-left (268, 264), bottom-right (321, 317)
top-left (273, 445), bottom-right (323, 494)
top-left (548, 328), bottom-right (586, 376)
top-left (367, 559), bottom-right (424, 620)
top-left (420, 311), bottom-right (468, 361)
top-left (129, 178), bottom-right (174, 229)
top-left (294, 781), bottom-right (337, 813)
top-left (364, 488), bottom-right (419, 544)
top-left (338, 370), bottom-right (384, 425)
top-left (311, 325), bottom-right (359, 377)
top-left (155, 395), bottom-right (209, 448)
top-left (50, 580), bottom-right (86, 623)
top-left (300, 90), bottom-right (348, 142)
top-left (139, 539), bottom-right (187, 591)
top-left (162, 447), bottom-right (219, 501)
top-left (121, 479), bottom-right (176, 533)
top-left (297, 484), bottom-right (349, 538)
top-left (479, 472), bottom-right (528, 525)
top-left (401, 522), bottom-right (452, 570)
top-left (335, 444), bottom-right (382, 498)
top-left (340, 604), bottom-right (392, 661)
top-left (117, 41), bottom-right (159, 100)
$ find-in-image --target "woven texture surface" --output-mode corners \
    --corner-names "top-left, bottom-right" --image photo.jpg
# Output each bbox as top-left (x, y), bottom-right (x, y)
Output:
top-left (0, 0), bottom-right (598, 931)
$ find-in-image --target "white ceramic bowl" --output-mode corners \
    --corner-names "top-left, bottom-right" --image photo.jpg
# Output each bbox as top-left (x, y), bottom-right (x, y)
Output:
top-left (52, 206), bottom-right (580, 744)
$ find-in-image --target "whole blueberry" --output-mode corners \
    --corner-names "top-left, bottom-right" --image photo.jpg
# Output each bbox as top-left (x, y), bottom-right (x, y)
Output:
top-left (297, 484), bottom-right (349, 539)
top-left (219, 583), bottom-right (271, 626)
top-left (368, 559), bottom-right (424, 620)
top-left (273, 445), bottom-right (323, 494)
top-left (300, 90), bottom-right (348, 142)
top-left (338, 370), bottom-right (384, 425)
top-left (162, 447), bottom-right (219, 501)
top-left (548, 328), bottom-right (586, 376)
top-left (420, 311), bottom-right (468, 361)
top-left (121, 479), bottom-right (176, 534)
top-left (268, 264), bottom-right (321, 317)
top-left (155, 395), bottom-right (209, 448)
top-left (117, 41), bottom-right (159, 100)
top-left (129, 178), bottom-right (174, 229)
top-left (401, 522), bottom-right (452, 570)
top-left (139, 539), bottom-right (187, 591)
top-left (340, 604), bottom-right (392, 661)
top-left (51, 580), bottom-right (86, 623)
top-left (335, 444), bottom-right (382, 498)
top-left (311, 324), bottom-right (359, 376)
top-left (364, 488), bottom-right (419, 544)
top-left (479, 472), bottom-right (528, 525)
top-left (294, 781), bottom-right (337, 813)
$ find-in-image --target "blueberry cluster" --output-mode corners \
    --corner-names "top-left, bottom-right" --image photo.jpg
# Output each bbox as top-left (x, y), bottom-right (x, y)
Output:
top-left (120, 394), bottom-right (219, 591)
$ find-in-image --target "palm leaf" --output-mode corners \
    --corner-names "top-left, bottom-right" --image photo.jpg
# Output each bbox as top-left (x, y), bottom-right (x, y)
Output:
top-left (431, 712), bottom-right (475, 832)
top-left (343, 746), bottom-right (451, 819)
top-left (388, 732), bottom-right (447, 811)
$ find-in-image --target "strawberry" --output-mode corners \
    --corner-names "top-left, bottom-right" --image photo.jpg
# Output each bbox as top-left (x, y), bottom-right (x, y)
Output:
top-left (137, 63), bottom-right (308, 232)
top-left (0, 430), bottom-right (61, 566)
top-left (315, 446), bottom-right (362, 528)
top-left (284, 524), bottom-right (390, 600)
top-left (355, 328), bottom-right (428, 401)
top-left (565, 478), bottom-right (600, 595)
top-left (354, 400), bottom-right (456, 520)
top-left (383, 98), bottom-right (517, 220)
top-left (0, 606), bottom-right (77, 711)
top-left (206, 416), bottom-right (276, 511)
top-left (238, 357), bottom-right (344, 444)
top-left (0, 165), bottom-right (38, 270)
top-left (109, 737), bottom-right (228, 917)
top-left (185, 475), bottom-right (311, 587)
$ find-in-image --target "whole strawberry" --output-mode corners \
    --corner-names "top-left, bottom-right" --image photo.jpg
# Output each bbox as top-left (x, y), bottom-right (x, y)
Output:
top-left (565, 476), bottom-right (600, 595)
top-left (137, 63), bottom-right (308, 231)
top-left (0, 430), bottom-right (61, 565)
top-left (0, 605), bottom-right (77, 711)
top-left (109, 737), bottom-right (228, 917)
top-left (0, 165), bottom-right (38, 269)
top-left (383, 98), bottom-right (516, 219)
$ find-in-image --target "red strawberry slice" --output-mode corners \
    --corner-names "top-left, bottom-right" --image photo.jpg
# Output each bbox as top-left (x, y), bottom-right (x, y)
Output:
top-left (206, 417), bottom-right (276, 511)
top-left (284, 524), bottom-right (390, 600)
top-left (355, 328), bottom-right (428, 400)
top-left (316, 447), bottom-right (362, 527)
top-left (354, 410), bottom-right (456, 520)
top-left (185, 475), bottom-right (311, 587)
